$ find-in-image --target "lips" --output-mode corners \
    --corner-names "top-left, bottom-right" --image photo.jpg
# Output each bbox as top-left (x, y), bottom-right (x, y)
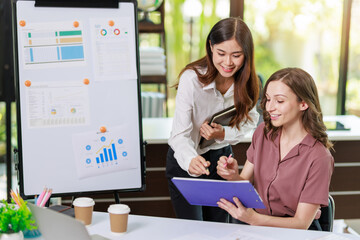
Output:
top-left (221, 66), bottom-right (234, 73)
top-left (270, 114), bottom-right (280, 120)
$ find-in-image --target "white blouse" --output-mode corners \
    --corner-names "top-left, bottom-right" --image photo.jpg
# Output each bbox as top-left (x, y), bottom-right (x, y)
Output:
top-left (168, 69), bottom-right (259, 174)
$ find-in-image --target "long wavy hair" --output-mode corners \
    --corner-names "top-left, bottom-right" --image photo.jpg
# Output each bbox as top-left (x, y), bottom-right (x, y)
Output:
top-left (260, 68), bottom-right (333, 149)
top-left (175, 17), bottom-right (259, 128)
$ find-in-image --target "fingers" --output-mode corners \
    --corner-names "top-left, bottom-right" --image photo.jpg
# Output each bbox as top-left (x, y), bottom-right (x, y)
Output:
top-left (233, 197), bottom-right (243, 208)
top-left (216, 156), bottom-right (229, 177)
top-left (200, 123), bottom-right (214, 140)
top-left (189, 164), bottom-right (207, 175)
top-left (217, 198), bottom-right (231, 210)
top-left (200, 129), bottom-right (210, 140)
top-left (189, 156), bottom-right (210, 175)
top-left (217, 167), bottom-right (238, 179)
top-left (218, 156), bottom-right (228, 167)
top-left (200, 122), bottom-right (224, 139)
top-left (217, 198), bottom-right (238, 219)
top-left (217, 198), bottom-right (249, 223)
top-left (227, 156), bottom-right (235, 165)
top-left (217, 155), bottom-right (235, 170)
top-left (216, 156), bottom-right (240, 180)
top-left (210, 122), bottom-right (222, 130)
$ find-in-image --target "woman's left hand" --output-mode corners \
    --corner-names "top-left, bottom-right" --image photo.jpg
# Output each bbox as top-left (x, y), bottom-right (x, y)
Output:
top-left (217, 197), bottom-right (256, 224)
top-left (200, 122), bottom-right (224, 140)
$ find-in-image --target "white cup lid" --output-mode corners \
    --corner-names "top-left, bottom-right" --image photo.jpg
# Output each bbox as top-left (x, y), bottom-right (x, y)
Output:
top-left (73, 197), bottom-right (95, 207)
top-left (107, 204), bottom-right (130, 214)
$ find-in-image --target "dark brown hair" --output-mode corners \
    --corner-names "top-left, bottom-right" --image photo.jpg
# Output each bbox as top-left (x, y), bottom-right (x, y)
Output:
top-left (175, 17), bottom-right (259, 128)
top-left (260, 68), bottom-right (333, 149)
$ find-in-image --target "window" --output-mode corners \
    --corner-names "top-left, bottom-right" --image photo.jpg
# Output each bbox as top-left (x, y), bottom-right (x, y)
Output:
top-left (165, 0), bottom-right (230, 116)
top-left (346, 0), bottom-right (360, 115)
top-left (244, 0), bottom-right (343, 115)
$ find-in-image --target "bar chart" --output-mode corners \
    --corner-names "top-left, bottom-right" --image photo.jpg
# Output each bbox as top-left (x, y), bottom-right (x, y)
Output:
top-left (84, 136), bottom-right (128, 168)
top-left (95, 142), bottom-right (118, 164)
top-left (73, 127), bottom-right (137, 179)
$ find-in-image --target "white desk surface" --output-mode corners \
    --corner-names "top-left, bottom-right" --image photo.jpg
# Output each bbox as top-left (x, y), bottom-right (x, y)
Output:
top-left (87, 212), bottom-right (360, 240)
top-left (142, 115), bottom-right (360, 144)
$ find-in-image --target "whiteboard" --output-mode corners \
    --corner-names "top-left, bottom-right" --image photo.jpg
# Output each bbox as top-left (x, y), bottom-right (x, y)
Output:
top-left (13, 0), bottom-right (145, 197)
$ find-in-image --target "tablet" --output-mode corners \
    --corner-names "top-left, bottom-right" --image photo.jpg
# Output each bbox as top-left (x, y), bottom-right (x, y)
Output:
top-left (324, 121), bottom-right (350, 131)
top-left (199, 105), bottom-right (236, 149)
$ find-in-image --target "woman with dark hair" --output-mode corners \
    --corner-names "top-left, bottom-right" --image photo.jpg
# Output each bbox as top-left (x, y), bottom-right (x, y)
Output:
top-left (216, 68), bottom-right (334, 229)
top-left (166, 17), bottom-right (260, 222)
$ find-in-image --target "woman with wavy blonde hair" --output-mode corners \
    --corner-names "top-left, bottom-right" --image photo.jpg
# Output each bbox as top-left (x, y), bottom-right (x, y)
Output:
top-left (217, 68), bottom-right (334, 229)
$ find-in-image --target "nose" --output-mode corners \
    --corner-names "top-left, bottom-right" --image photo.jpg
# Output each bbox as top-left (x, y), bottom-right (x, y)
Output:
top-left (225, 55), bottom-right (232, 65)
top-left (266, 100), bottom-right (275, 112)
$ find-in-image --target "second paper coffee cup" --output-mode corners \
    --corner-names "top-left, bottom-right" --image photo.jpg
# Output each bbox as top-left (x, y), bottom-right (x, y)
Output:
top-left (73, 197), bottom-right (95, 225)
top-left (107, 204), bottom-right (131, 234)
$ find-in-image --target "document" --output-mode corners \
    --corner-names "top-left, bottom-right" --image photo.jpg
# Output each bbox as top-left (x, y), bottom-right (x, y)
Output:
top-left (199, 105), bottom-right (236, 149)
top-left (171, 177), bottom-right (265, 209)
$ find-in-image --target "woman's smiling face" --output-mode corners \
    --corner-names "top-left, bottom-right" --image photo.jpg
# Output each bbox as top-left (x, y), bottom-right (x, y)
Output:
top-left (265, 80), bottom-right (307, 128)
top-left (211, 38), bottom-right (244, 78)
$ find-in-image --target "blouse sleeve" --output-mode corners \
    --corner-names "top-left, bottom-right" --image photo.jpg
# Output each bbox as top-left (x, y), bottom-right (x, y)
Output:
top-left (246, 122), bottom-right (264, 164)
top-left (216, 106), bottom-right (259, 145)
top-left (168, 71), bottom-right (199, 173)
top-left (299, 151), bottom-right (334, 207)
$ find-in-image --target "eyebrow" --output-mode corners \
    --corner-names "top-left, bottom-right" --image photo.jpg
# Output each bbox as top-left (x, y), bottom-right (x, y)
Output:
top-left (265, 93), bottom-right (288, 98)
top-left (216, 49), bottom-right (243, 54)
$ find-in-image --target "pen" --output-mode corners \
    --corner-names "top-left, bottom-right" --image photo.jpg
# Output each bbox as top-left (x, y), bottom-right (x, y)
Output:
top-left (223, 154), bottom-right (232, 168)
top-left (37, 187), bottom-right (47, 206)
top-left (40, 188), bottom-right (53, 207)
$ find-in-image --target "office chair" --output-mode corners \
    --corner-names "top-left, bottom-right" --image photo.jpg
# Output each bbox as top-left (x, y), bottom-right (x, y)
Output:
top-left (312, 195), bottom-right (335, 231)
top-left (256, 74), bottom-right (264, 125)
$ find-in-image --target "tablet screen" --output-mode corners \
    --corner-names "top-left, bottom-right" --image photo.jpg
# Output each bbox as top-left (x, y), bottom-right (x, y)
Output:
top-left (324, 121), bottom-right (350, 131)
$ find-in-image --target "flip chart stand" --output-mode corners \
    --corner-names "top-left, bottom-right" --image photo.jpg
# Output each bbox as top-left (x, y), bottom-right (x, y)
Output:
top-left (114, 191), bottom-right (120, 204)
top-left (15, 0), bottom-right (145, 199)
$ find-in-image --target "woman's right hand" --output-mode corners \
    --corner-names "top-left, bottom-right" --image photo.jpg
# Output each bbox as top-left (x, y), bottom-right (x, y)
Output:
top-left (217, 156), bottom-right (240, 180)
top-left (189, 156), bottom-right (210, 176)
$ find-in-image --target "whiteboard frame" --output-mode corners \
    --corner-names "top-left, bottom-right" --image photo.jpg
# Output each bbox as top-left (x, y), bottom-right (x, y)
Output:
top-left (12, 0), bottom-right (146, 198)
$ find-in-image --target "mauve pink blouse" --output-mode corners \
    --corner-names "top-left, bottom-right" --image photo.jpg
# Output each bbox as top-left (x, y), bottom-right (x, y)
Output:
top-left (247, 123), bottom-right (334, 217)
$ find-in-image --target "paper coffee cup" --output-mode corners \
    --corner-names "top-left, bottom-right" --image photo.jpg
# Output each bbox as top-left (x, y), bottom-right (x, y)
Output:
top-left (73, 197), bottom-right (95, 225)
top-left (107, 204), bottom-right (130, 234)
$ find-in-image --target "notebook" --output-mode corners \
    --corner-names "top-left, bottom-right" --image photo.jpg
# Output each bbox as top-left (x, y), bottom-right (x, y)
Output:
top-left (171, 177), bottom-right (265, 209)
top-left (199, 105), bottom-right (236, 149)
top-left (28, 203), bottom-right (109, 240)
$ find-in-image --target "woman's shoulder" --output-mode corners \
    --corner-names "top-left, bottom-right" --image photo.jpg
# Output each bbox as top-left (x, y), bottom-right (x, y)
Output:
top-left (253, 122), bottom-right (266, 136)
top-left (179, 68), bottom-right (206, 87)
top-left (311, 141), bottom-right (333, 160)
top-left (181, 68), bottom-right (197, 76)
top-left (301, 136), bottom-right (334, 167)
top-left (181, 67), bottom-right (207, 78)
top-left (250, 122), bottom-right (268, 143)
top-left (308, 142), bottom-right (334, 173)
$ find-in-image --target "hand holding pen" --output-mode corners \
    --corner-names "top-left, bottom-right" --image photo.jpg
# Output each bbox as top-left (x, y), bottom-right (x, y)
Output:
top-left (189, 155), bottom-right (210, 176)
top-left (223, 154), bottom-right (232, 168)
top-left (217, 154), bottom-right (240, 180)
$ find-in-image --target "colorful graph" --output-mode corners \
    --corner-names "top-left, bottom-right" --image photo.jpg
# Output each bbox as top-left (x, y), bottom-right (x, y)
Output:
top-left (84, 136), bottom-right (127, 169)
top-left (95, 141), bottom-right (118, 164)
top-left (23, 29), bottom-right (85, 64)
top-left (114, 29), bottom-right (120, 35)
top-left (100, 29), bottom-right (107, 36)
top-left (73, 126), bottom-right (137, 179)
